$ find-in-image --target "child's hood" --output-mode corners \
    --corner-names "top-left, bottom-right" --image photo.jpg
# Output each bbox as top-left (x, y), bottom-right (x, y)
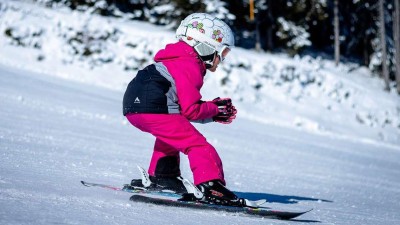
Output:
top-left (154, 41), bottom-right (194, 61)
top-left (154, 41), bottom-right (206, 74)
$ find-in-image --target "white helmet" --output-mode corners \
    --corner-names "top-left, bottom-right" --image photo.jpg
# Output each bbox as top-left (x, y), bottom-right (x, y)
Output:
top-left (176, 13), bottom-right (234, 67)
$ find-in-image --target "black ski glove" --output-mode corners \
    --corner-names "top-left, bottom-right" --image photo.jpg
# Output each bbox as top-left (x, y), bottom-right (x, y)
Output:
top-left (211, 97), bottom-right (237, 124)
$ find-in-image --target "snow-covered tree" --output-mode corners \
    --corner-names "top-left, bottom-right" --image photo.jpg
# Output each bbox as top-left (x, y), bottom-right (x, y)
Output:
top-left (394, 0), bottom-right (400, 94)
top-left (276, 17), bottom-right (311, 54)
top-left (379, 0), bottom-right (390, 91)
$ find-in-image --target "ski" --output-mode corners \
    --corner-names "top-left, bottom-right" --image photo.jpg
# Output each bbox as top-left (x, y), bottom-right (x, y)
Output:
top-left (80, 180), bottom-right (181, 197)
top-left (130, 194), bottom-right (311, 220)
top-left (81, 180), bottom-right (312, 220)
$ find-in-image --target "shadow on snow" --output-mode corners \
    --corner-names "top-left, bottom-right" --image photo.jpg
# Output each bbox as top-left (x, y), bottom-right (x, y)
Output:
top-left (235, 191), bottom-right (333, 204)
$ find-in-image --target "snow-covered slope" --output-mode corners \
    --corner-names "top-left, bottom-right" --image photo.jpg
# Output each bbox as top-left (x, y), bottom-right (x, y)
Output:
top-left (1, 1), bottom-right (400, 224)
top-left (1, 61), bottom-right (400, 225)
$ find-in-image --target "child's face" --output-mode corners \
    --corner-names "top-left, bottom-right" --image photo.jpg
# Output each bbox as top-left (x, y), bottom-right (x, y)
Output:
top-left (207, 48), bottom-right (230, 72)
top-left (207, 55), bottom-right (220, 72)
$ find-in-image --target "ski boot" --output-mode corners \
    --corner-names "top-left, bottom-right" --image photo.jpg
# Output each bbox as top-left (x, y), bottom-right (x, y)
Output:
top-left (129, 166), bottom-right (187, 194)
top-left (130, 176), bottom-right (187, 194)
top-left (195, 180), bottom-right (246, 206)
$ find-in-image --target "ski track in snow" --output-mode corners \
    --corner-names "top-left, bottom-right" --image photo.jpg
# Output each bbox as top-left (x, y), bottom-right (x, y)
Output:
top-left (1, 63), bottom-right (400, 224)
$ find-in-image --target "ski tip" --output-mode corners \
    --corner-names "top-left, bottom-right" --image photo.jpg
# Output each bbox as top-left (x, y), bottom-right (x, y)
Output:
top-left (81, 181), bottom-right (89, 186)
top-left (274, 208), bottom-right (313, 220)
top-left (293, 208), bottom-right (313, 218)
top-left (301, 208), bottom-right (313, 213)
top-left (295, 208), bottom-right (313, 214)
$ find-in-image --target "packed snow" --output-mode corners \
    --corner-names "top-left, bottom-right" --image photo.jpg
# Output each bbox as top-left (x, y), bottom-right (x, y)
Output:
top-left (1, 1), bottom-right (400, 224)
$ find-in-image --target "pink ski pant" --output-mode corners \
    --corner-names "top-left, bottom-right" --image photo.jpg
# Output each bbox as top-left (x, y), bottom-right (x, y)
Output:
top-left (126, 114), bottom-right (225, 185)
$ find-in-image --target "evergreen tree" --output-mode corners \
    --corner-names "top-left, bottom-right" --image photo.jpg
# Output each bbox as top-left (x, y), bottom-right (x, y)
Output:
top-left (394, 0), bottom-right (400, 93)
top-left (33, 0), bottom-right (400, 87)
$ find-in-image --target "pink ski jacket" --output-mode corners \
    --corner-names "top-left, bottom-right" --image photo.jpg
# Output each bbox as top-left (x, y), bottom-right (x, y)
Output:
top-left (123, 41), bottom-right (219, 121)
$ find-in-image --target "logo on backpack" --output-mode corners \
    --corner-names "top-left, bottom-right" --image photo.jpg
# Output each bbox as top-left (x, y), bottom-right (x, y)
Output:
top-left (134, 97), bottom-right (141, 104)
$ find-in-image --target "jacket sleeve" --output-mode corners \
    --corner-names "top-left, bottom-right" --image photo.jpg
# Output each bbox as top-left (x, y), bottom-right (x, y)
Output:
top-left (174, 69), bottom-right (219, 121)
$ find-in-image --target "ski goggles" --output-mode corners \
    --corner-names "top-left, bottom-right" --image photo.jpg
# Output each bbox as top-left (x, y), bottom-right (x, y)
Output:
top-left (194, 42), bottom-right (231, 63)
top-left (218, 45), bottom-right (231, 62)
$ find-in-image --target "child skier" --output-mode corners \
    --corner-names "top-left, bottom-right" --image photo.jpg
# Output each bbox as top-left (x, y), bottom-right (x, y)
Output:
top-left (123, 13), bottom-right (239, 205)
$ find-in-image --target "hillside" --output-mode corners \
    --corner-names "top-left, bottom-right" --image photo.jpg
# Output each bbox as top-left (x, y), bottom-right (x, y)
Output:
top-left (1, 0), bottom-right (399, 146)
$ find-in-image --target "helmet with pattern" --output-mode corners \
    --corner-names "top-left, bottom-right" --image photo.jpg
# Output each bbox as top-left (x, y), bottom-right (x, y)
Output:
top-left (176, 13), bottom-right (234, 68)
